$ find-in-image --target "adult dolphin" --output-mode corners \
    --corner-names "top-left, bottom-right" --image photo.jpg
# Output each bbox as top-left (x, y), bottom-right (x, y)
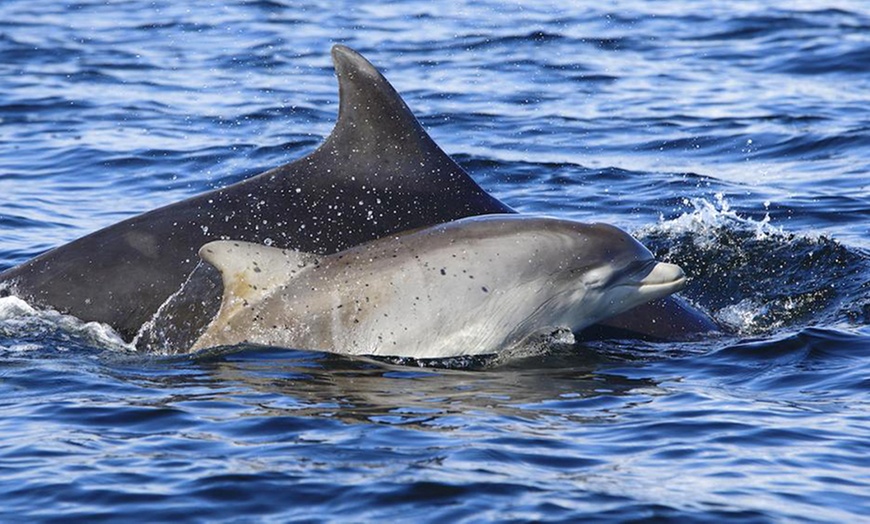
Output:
top-left (0, 45), bottom-right (715, 343)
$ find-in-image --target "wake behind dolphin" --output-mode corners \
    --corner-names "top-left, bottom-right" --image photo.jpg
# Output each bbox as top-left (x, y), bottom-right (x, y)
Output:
top-left (190, 216), bottom-right (687, 359)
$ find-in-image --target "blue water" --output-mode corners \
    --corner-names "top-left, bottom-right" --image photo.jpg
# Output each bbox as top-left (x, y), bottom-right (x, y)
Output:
top-left (2, 1), bottom-right (869, 521)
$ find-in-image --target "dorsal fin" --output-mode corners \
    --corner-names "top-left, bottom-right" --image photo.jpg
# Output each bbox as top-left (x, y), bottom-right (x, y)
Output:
top-left (321, 45), bottom-right (440, 168)
top-left (311, 45), bottom-right (513, 202)
top-left (326, 45), bottom-right (429, 158)
top-left (198, 241), bottom-right (318, 316)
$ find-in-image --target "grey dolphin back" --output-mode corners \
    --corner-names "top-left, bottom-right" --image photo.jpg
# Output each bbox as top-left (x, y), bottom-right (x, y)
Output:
top-left (0, 45), bottom-right (511, 341)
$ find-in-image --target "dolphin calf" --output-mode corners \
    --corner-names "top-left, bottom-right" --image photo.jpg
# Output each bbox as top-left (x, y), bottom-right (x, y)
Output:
top-left (190, 216), bottom-right (687, 358)
top-left (0, 44), bottom-right (715, 345)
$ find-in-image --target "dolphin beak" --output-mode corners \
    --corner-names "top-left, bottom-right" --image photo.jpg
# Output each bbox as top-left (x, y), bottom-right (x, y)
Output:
top-left (637, 262), bottom-right (687, 295)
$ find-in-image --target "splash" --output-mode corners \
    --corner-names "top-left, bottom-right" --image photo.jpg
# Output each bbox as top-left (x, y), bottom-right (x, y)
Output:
top-left (642, 193), bottom-right (782, 246)
top-left (0, 296), bottom-right (132, 352)
top-left (638, 194), bottom-right (869, 335)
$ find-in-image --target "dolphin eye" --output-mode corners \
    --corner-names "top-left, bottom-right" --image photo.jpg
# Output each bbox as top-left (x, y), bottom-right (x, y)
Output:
top-left (576, 267), bottom-right (611, 288)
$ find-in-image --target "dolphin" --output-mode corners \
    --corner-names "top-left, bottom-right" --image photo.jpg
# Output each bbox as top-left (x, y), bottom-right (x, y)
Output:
top-left (0, 44), bottom-right (715, 345)
top-left (190, 215), bottom-right (688, 358)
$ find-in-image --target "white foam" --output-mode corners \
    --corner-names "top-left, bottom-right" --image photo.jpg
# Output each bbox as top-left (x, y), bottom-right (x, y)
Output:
top-left (0, 296), bottom-right (133, 352)
top-left (0, 295), bottom-right (38, 319)
top-left (714, 298), bottom-right (783, 335)
top-left (639, 193), bottom-right (784, 246)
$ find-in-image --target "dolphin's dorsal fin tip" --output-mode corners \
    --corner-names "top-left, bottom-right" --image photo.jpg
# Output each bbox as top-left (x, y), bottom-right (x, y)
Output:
top-left (331, 44), bottom-right (394, 95)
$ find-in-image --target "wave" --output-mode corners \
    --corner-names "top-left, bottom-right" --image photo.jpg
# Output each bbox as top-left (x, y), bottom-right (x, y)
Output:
top-left (638, 194), bottom-right (870, 334)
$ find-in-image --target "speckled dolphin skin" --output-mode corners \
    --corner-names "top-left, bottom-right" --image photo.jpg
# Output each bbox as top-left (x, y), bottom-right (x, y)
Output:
top-left (191, 215), bottom-right (687, 358)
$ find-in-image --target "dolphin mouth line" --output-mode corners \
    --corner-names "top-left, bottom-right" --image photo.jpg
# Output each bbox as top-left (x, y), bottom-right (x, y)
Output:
top-left (616, 278), bottom-right (686, 290)
top-left (633, 275), bottom-right (688, 291)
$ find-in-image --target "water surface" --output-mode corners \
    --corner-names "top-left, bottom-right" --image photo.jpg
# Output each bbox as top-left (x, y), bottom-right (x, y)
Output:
top-left (1, 1), bottom-right (869, 522)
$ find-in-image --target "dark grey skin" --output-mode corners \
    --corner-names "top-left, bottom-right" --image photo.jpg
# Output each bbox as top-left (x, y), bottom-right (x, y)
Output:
top-left (0, 45), bottom-right (716, 347)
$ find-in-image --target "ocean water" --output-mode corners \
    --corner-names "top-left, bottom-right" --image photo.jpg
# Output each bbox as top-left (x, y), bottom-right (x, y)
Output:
top-left (1, 0), bottom-right (869, 522)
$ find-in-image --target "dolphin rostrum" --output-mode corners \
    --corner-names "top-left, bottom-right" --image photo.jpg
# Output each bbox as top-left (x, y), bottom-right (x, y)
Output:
top-left (0, 45), bottom-right (715, 346)
top-left (190, 216), bottom-right (688, 358)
